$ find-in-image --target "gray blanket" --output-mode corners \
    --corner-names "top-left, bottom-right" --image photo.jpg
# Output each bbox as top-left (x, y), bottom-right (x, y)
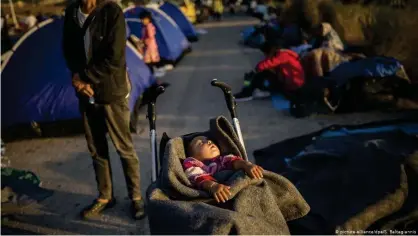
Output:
top-left (146, 116), bottom-right (310, 234)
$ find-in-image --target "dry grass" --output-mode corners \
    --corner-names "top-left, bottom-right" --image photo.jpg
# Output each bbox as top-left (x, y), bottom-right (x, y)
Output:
top-left (1, 2), bottom-right (66, 16)
top-left (281, 0), bottom-right (418, 82)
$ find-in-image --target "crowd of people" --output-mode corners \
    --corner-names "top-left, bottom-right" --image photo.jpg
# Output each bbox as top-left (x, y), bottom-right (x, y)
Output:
top-left (236, 15), bottom-right (352, 101)
top-left (236, 3), bottom-right (417, 116)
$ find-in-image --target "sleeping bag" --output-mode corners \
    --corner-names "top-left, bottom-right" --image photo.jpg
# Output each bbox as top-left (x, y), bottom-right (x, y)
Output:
top-left (292, 56), bottom-right (416, 117)
top-left (328, 57), bottom-right (406, 86)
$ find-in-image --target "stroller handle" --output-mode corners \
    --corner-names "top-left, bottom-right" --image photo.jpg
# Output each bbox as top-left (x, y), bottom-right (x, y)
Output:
top-left (211, 79), bottom-right (248, 160)
top-left (147, 85), bottom-right (165, 182)
top-left (211, 79), bottom-right (237, 119)
top-left (147, 86), bottom-right (165, 130)
top-left (211, 79), bottom-right (232, 91)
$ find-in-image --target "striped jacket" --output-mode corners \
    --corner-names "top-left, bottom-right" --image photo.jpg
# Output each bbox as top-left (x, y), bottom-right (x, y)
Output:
top-left (183, 154), bottom-right (242, 187)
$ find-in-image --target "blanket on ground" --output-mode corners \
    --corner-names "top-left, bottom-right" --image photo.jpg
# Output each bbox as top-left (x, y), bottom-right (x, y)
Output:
top-left (254, 120), bottom-right (418, 234)
top-left (146, 116), bottom-right (310, 234)
top-left (328, 57), bottom-right (408, 87)
top-left (1, 167), bottom-right (53, 214)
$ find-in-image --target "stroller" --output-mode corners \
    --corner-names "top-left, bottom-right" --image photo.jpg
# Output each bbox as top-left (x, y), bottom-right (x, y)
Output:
top-left (144, 79), bottom-right (310, 234)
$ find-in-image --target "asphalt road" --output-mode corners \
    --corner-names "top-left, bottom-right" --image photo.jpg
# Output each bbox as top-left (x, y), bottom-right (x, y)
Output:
top-left (1, 16), bottom-right (406, 235)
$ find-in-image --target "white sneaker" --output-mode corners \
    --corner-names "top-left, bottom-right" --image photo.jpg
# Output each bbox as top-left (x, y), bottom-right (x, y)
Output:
top-left (235, 94), bottom-right (254, 102)
top-left (252, 88), bottom-right (271, 99)
top-left (155, 67), bottom-right (166, 72)
top-left (234, 88), bottom-right (270, 102)
top-left (164, 64), bottom-right (174, 71)
top-left (154, 70), bottom-right (166, 78)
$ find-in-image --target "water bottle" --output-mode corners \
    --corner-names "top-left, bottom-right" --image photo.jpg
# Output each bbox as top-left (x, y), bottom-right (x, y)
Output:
top-left (89, 96), bottom-right (95, 105)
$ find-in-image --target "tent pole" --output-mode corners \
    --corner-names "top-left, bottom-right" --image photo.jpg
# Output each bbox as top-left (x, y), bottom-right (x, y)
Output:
top-left (8, 0), bottom-right (20, 29)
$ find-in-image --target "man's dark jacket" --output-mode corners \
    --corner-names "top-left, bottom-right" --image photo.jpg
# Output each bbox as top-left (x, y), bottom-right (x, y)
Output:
top-left (62, 0), bottom-right (128, 104)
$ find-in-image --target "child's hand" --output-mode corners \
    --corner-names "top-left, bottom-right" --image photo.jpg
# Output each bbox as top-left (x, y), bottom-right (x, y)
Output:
top-left (210, 183), bottom-right (232, 203)
top-left (243, 163), bottom-right (264, 179)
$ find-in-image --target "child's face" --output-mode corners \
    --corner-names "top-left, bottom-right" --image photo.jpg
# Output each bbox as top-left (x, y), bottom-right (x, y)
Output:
top-left (189, 136), bottom-right (220, 161)
top-left (141, 17), bottom-right (151, 25)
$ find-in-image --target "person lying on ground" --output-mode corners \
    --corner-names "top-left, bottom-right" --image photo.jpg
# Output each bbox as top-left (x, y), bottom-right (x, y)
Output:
top-left (183, 136), bottom-right (264, 203)
top-left (234, 42), bottom-right (305, 101)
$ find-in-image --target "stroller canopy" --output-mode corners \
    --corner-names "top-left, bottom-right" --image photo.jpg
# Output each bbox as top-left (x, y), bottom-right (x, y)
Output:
top-left (159, 2), bottom-right (199, 42)
top-left (1, 18), bottom-right (155, 128)
top-left (124, 6), bottom-right (191, 63)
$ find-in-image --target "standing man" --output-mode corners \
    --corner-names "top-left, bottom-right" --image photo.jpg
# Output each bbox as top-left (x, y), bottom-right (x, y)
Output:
top-left (62, 0), bottom-right (145, 220)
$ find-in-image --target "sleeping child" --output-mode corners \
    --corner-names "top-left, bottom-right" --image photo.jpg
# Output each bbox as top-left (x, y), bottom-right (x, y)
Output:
top-left (183, 136), bottom-right (264, 203)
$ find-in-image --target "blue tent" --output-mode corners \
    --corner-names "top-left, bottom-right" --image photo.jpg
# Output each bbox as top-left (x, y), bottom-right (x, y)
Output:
top-left (124, 6), bottom-right (191, 63)
top-left (159, 2), bottom-right (198, 42)
top-left (1, 18), bottom-right (155, 128)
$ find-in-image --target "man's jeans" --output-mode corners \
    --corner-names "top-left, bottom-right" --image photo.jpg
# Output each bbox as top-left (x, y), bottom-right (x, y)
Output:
top-left (79, 98), bottom-right (141, 200)
top-left (244, 70), bottom-right (280, 93)
top-left (244, 70), bottom-right (303, 102)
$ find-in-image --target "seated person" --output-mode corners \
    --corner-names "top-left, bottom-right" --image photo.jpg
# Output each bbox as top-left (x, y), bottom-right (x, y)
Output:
top-left (266, 6), bottom-right (277, 23)
top-left (290, 31), bottom-right (312, 58)
top-left (281, 21), bottom-right (302, 48)
top-left (255, 7), bottom-right (282, 38)
top-left (183, 136), bottom-right (264, 203)
top-left (312, 22), bottom-right (344, 51)
top-left (252, 0), bottom-right (268, 21)
top-left (234, 42), bottom-right (305, 101)
top-left (246, 21), bottom-right (280, 47)
top-left (249, 0), bottom-right (257, 15)
top-left (301, 47), bottom-right (350, 79)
